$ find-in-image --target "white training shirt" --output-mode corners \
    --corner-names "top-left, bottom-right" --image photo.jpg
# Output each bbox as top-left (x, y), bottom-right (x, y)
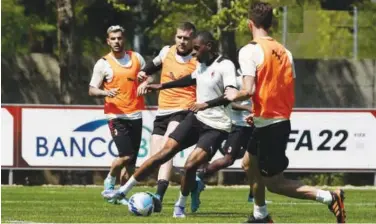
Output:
top-left (238, 36), bottom-right (296, 127)
top-left (89, 52), bottom-right (146, 120)
top-left (152, 45), bottom-right (196, 117)
top-left (192, 55), bottom-right (237, 132)
top-left (230, 75), bottom-right (252, 127)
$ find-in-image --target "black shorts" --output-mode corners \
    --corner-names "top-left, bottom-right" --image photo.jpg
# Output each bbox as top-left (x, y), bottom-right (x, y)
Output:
top-left (169, 112), bottom-right (228, 156)
top-left (152, 110), bottom-right (190, 136)
top-left (247, 120), bottom-right (291, 177)
top-left (108, 118), bottom-right (142, 159)
top-left (219, 125), bottom-right (254, 159)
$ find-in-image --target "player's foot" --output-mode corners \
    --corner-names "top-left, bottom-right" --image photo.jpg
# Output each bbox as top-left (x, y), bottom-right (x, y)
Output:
top-left (103, 178), bottom-right (115, 190)
top-left (328, 189), bottom-right (346, 223)
top-left (118, 198), bottom-right (129, 206)
top-left (173, 206), bottom-right (186, 218)
top-left (146, 192), bottom-right (162, 213)
top-left (191, 176), bottom-right (205, 212)
top-left (101, 189), bottom-right (125, 201)
top-left (243, 215), bottom-right (273, 223)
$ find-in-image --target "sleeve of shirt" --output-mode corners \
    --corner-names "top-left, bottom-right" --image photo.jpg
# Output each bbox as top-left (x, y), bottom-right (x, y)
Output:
top-left (191, 67), bottom-right (198, 79)
top-left (135, 52), bottom-right (146, 70)
top-left (89, 59), bottom-right (106, 88)
top-left (285, 49), bottom-right (296, 78)
top-left (152, 45), bottom-right (170, 66)
top-left (221, 60), bottom-right (237, 89)
top-left (238, 44), bottom-right (259, 77)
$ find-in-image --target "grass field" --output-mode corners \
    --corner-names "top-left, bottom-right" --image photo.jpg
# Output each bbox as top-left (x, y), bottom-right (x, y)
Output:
top-left (2, 186), bottom-right (376, 223)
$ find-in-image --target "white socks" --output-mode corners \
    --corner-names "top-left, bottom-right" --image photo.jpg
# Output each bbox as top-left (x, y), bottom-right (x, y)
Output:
top-left (175, 192), bottom-right (187, 207)
top-left (118, 176), bottom-right (138, 195)
top-left (316, 190), bottom-right (333, 205)
top-left (106, 174), bottom-right (116, 185)
top-left (253, 204), bottom-right (268, 219)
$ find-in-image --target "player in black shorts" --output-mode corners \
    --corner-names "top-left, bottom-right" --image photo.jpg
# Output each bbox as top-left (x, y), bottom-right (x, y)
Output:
top-left (136, 22), bottom-right (197, 208)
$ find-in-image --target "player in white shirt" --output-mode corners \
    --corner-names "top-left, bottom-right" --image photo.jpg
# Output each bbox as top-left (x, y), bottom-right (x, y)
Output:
top-left (194, 72), bottom-right (255, 203)
top-left (102, 31), bottom-right (238, 218)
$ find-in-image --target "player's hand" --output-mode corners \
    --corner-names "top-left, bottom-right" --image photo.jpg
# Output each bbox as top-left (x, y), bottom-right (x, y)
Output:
top-left (137, 71), bottom-right (148, 82)
top-left (190, 103), bottom-right (208, 112)
top-left (145, 84), bottom-right (163, 91)
top-left (106, 88), bottom-right (119, 97)
top-left (137, 81), bottom-right (149, 96)
top-left (224, 88), bottom-right (239, 101)
top-left (245, 113), bottom-right (254, 126)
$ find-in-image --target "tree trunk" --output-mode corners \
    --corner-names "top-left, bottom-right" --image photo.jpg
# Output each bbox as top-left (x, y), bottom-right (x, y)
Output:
top-left (57, 0), bottom-right (75, 104)
top-left (217, 0), bottom-right (237, 66)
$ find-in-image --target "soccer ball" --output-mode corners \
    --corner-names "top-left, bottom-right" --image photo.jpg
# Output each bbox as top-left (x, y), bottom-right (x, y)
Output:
top-left (128, 192), bottom-right (154, 216)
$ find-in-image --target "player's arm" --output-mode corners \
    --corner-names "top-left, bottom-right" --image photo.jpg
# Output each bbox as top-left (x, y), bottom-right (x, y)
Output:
top-left (147, 74), bottom-right (196, 92)
top-left (88, 59), bottom-right (118, 98)
top-left (225, 45), bottom-right (257, 101)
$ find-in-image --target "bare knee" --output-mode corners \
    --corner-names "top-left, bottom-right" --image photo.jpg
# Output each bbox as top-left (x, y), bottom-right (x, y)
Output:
top-left (242, 159), bottom-right (250, 172)
top-left (115, 155), bottom-right (134, 166)
top-left (184, 161), bottom-right (198, 172)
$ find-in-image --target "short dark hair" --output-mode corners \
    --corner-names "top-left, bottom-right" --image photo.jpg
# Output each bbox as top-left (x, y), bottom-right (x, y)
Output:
top-left (195, 31), bottom-right (218, 51)
top-left (177, 22), bottom-right (196, 34)
top-left (248, 2), bottom-right (273, 30)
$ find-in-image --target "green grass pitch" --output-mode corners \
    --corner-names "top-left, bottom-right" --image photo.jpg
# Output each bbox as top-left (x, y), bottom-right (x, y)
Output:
top-left (2, 186), bottom-right (376, 223)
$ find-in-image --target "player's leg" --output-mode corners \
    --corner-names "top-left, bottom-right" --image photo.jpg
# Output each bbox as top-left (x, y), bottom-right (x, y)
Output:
top-left (149, 114), bottom-right (170, 202)
top-left (244, 127), bottom-right (272, 223)
top-left (102, 113), bottom-right (198, 201)
top-left (246, 121), bottom-right (346, 223)
top-left (102, 138), bottom-right (181, 199)
top-left (174, 148), bottom-right (210, 218)
top-left (242, 151), bottom-right (255, 202)
top-left (104, 118), bottom-right (139, 191)
top-left (155, 120), bottom-right (180, 203)
top-left (197, 126), bottom-right (250, 179)
top-left (187, 127), bottom-right (228, 214)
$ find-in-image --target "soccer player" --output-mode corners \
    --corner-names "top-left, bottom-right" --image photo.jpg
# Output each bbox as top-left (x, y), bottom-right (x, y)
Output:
top-left (102, 31), bottom-right (238, 218)
top-left (136, 22), bottom-right (198, 209)
top-left (194, 71), bottom-right (254, 207)
top-left (224, 2), bottom-right (346, 223)
top-left (88, 25), bottom-right (146, 204)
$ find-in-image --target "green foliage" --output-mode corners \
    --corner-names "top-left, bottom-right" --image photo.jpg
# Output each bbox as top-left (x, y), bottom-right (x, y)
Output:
top-left (106, 0), bottom-right (131, 11)
top-left (1, 0), bottom-right (375, 58)
top-left (1, 0), bottom-right (31, 55)
top-left (300, 173), bottom-right (345, 186)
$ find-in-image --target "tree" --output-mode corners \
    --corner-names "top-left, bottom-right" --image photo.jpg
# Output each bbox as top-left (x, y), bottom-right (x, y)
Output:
top-left (57, 0), bottom-right (76, 104)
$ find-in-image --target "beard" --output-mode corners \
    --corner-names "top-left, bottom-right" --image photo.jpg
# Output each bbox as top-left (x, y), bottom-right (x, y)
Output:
top-left (111, 45), bottom-right (124, 53)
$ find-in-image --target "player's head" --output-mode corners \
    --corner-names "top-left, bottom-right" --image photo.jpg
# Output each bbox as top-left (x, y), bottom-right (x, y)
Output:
top-left (175, 22), bottom-right (196, 54)
top-left (247, 2), bottom-right (273, 32)
top-left (107, 25), bottom-right (125, 53)
top-left (192, 31), bottom-right (218, 63)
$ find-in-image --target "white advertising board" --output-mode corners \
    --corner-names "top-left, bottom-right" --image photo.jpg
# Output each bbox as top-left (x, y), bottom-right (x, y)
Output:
top-left (21, 108), bottom-right (376, 170)
top-left (22, 109), bottom-right (156, 167)
top-left (1, 108), bottom-right (14, 166)
top-left (287, 112), bottom-right (376, 169)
